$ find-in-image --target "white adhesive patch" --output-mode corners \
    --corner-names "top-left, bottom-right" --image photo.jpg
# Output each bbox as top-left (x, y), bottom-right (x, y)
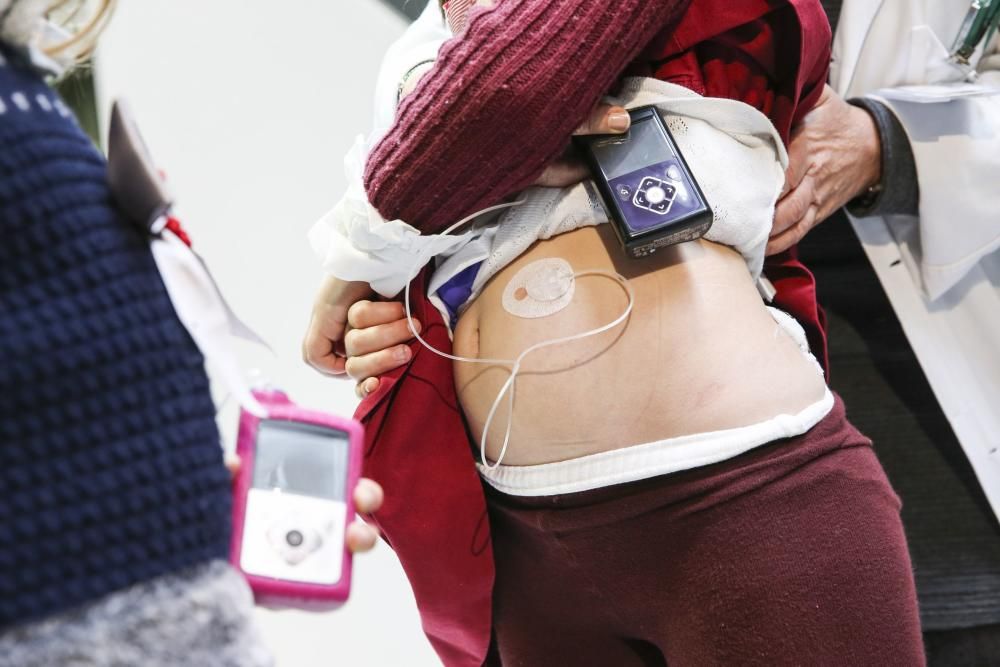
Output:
top-left (502, 258), bottom-right (575, 319)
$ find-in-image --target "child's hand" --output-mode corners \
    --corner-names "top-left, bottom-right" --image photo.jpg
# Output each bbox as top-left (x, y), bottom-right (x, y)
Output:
top-left (303, 276), bottom-right (375, 376)
top-left (343, 300), bottom-right (421, 399)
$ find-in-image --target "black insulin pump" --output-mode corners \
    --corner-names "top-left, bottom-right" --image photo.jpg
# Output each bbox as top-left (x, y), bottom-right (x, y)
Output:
top-left (575, 105), bottom-right (712, 258)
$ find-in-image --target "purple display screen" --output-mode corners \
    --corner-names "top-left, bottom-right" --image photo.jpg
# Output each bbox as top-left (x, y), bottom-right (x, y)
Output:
top-left (590, 116), bottom-right (707, 236)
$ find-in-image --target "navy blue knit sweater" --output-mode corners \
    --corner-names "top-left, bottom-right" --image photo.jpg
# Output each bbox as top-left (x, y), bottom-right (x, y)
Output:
top-left (0, 48), bottom-right (231, 626)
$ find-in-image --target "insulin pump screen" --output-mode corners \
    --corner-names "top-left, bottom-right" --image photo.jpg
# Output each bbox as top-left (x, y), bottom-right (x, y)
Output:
top-left (590, 115), bottom-right (705, 235)
top-left (252, 421), bottom-right (348, 501)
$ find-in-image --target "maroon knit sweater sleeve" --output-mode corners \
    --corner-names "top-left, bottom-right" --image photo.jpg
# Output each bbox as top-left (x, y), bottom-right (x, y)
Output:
top-left (363, 0), bottom-right (690, 233)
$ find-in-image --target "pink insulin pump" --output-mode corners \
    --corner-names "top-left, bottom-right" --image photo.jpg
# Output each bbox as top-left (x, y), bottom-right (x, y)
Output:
top-left (229, 388), bottom-right (364, 610)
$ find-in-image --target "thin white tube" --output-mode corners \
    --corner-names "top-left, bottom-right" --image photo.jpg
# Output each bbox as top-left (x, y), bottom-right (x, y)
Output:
top-left (403, 203), bottom-right (634, 467)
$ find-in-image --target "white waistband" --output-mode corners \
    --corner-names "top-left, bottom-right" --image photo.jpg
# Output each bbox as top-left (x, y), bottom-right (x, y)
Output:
top-left (477, 388), bottom-right (835, 497)
top-left (478, 304), bottom-right (832, 496)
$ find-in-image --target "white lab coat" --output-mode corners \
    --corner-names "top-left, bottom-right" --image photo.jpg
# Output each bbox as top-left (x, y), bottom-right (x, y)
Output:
top-left (831, 1), bottom-right (1000, 518)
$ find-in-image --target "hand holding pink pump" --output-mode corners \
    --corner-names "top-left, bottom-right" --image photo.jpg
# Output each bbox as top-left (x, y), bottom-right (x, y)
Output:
top-left (229, 387), bottom-right (365, 610)
top-left (106, 100), bottom-right (368, 610)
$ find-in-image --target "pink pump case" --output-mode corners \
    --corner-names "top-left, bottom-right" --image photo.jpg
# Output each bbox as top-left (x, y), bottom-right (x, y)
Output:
top-left (229, 389), bottom-right (364, 610)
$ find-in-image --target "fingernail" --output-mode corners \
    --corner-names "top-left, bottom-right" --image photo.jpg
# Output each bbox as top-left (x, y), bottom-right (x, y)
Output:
top-left (413, 319), bottom-right (422, 334)
top-left (395, 345), bottom-right (411, 362)
top-left (609, 111), bottom-right (630, 132)
top-left (364, 378), bottom-right (378, 395)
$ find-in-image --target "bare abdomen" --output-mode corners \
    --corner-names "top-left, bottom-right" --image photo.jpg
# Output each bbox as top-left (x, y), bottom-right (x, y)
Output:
top-left (452, 225), bottom-right (826, 466)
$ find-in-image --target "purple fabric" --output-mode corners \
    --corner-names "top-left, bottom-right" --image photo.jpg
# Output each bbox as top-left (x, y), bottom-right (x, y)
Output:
top-left (434, 261), bottom-right (483, 328)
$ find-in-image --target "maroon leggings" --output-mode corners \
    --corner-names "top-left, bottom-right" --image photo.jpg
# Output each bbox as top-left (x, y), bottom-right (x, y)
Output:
top-left (485, 396), bottom-right (925, 666)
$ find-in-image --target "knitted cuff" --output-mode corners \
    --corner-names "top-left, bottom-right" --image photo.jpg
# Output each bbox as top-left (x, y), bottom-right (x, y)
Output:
top-left (845, 97), bottom-right (920, 218)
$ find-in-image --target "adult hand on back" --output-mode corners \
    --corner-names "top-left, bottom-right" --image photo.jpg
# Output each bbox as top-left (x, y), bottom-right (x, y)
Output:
top-left (767, 85), bottom-right (882, 255)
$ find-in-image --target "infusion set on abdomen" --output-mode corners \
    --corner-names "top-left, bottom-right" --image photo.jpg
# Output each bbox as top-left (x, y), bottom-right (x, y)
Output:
top-left (576, 105), bottom-right (712, 258)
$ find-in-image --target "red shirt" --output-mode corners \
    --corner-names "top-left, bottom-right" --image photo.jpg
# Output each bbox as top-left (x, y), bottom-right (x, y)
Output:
top-left (359, 3), bottom-right (831, 665)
